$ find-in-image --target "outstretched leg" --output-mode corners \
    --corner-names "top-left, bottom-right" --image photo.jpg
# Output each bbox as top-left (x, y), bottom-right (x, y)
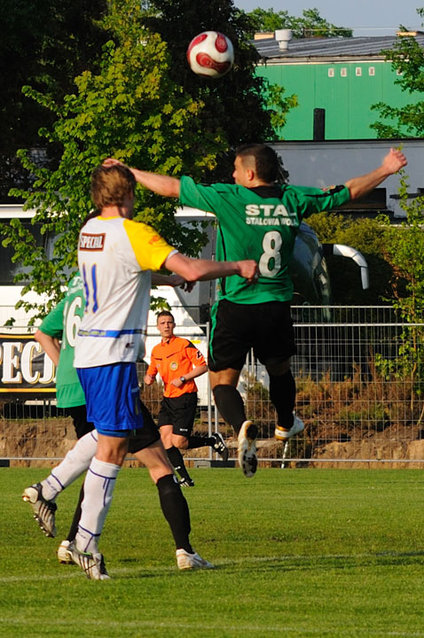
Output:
top-left (135, 440), bottom-right (213, 570)
top-left (22, 430), bottom-right (98, 539)
top-left (265, 361), bottom-right (304, 441)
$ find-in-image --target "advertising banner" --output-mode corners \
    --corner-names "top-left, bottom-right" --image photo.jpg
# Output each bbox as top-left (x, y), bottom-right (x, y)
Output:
top-left (0, 333), bottom-right (56, 400)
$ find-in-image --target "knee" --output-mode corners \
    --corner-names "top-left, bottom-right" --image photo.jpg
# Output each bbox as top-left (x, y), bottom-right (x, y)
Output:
top-left (150, 464), bottom-right (174, 484)
top-left (172, 435), bottom-right (188, 450)
top-left (97, 449), bottom-right (126, 466)
top-left (96, 439), bottom-right (128, 466)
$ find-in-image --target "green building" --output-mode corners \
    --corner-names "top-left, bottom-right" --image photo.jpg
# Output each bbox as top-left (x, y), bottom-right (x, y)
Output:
top-left (254, 32), bottom-right (424, 141)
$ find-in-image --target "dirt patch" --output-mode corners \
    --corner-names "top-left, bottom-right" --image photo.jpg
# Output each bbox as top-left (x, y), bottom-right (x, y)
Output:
top-left (2, 418), bottom-right (424, 469)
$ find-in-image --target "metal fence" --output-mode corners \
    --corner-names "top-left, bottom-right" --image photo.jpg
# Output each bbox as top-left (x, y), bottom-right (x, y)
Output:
top-left (2, 306), bottom-right (424, 468)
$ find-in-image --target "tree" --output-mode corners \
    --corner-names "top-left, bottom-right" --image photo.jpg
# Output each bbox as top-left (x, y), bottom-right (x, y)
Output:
top-left (2, 0), bottom-right (297, 320)
top-left (0, 0), bottom-right (109, 200)
top-left (372, 174), bottom-right (424, 411)
top-left (142, 0), bottom-right (296, 180)
top-left (381, 174), bottom-right (424, 319)
top-left (243, 7), bottom-right (352, 39)
top-left (371, 8), bottom-right (424, 138)
top-left (2, 2), bottom-right (224, 320)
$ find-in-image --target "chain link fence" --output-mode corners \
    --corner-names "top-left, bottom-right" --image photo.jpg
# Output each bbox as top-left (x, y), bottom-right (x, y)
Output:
top-left (2, 306), bottom-right (424, 468)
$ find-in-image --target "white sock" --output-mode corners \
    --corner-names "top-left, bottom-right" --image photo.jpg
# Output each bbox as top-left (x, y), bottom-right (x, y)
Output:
top-left (75, 457), bottom-right (120, 554)
top-left (40, 431), bottom-right (98, 501)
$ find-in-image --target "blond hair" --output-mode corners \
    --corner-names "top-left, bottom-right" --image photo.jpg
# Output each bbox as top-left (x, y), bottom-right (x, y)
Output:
top-left (90, 164), bottom-right (136, 210)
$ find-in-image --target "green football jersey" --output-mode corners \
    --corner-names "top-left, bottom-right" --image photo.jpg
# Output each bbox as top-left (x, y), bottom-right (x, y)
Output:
top-left (39, 274), bottom-right (85, 408)
top-left (180, 177), bottom-right (350, 304)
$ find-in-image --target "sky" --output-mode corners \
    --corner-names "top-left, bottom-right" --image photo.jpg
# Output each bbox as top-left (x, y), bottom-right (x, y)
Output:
top-left (234, 1), bottom-right (422, 37)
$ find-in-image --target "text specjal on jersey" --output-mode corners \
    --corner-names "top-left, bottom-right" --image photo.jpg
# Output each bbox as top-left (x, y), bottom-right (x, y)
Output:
top-left (79, 233), bottom-right (106, 251)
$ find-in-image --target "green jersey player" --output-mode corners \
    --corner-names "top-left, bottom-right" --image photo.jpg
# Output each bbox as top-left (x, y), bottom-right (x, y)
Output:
top-left (104, 144), bottom-right (407, 479)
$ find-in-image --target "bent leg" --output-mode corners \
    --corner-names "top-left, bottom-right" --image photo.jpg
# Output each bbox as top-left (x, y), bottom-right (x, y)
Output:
top-left (65, 406), bottom-right (96, 543)
top-left (135, 441), bottom-right (193, 551)
top-left (265, 358), bottom-right (295, 430)
top-left (265, 358), bottom-right (303, 439)
top-left (136, 438), bottom-right (173, 483)
top-left (41, 430), bottom-right (98, 501)
top-left (160, 425), bottom-right (193, 484)
top-left (210, 368), bottom-right (245, 435)
top-left (75, 435), bottom-right (128, 554)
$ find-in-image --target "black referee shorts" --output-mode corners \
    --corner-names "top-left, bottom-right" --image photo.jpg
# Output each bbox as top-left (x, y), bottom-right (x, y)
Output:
top-left (157, 392), bottom-right (198, 437)
top-left (208, 299), bottom-right (296, 372)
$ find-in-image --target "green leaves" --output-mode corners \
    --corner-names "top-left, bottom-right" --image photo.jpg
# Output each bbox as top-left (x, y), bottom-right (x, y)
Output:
top-left (243, 7), bottom-right (352, 39)
top-left (4, 0), bottom-right (298, 320)
top-left (3, 1), bottom-right (227, 320)
top-left (372, 19), bottom-right (424, 138)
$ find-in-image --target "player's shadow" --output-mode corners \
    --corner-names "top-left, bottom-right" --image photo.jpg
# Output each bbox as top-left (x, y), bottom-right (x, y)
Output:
top-left (218, 550), bottom-right (424, 574)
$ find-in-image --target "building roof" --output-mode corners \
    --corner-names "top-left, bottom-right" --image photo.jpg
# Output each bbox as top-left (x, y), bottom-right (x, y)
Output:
top-left (254, 34), bottom-right (424, 63)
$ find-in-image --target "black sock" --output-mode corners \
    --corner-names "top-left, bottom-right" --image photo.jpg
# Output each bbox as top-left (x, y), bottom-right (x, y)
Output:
top-left (66, 483), bottom-right (84, 542)
top-left (269, 370), bottom-right (296, 428)
top-left (187, 435), bottom-right (214, 449)
top-left (213, 384), bottom-right (246, 435)
top-left (156, 474), bottom-right (193, 553)
top-left (166, 446), bottom-right (192, 481)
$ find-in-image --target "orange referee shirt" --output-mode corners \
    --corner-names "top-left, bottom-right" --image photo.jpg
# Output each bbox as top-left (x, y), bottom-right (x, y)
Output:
top-left (146, 336), bottom-right (206, 398)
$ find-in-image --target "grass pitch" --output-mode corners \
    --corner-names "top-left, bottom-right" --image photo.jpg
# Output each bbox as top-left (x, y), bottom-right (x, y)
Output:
top-left (2, 467), bottom-right (424, 637)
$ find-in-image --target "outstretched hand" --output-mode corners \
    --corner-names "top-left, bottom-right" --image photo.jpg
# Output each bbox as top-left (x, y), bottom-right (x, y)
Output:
top-left (383, 148), bottom-right (408, 174)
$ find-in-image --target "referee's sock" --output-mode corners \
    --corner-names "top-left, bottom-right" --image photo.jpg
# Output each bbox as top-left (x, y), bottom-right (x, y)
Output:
top-left (212, 384), bottom-right (246, 435)
top-left (156, 474), bottom-right (193, 553)
top-left (186, 435), bottom-right (214, 449)
top-left (166, 446), bottom-right (192, 482)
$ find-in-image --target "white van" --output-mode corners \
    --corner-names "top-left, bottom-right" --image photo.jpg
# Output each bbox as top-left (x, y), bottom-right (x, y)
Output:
top-left (0, 204), bottom-right (368, 405)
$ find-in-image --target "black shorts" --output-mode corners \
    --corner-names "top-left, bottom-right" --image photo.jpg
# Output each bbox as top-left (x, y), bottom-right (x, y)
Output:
top-left (67, 402), bottom-right (159, 453)
top-left (157, 392), bottom-right (198, 437)
top-left (127, 399), bottom-right (161, 453)
top-left (209, 299), bottom-right (296, 372)
top-left (67, 405), bottom-right (94, 439)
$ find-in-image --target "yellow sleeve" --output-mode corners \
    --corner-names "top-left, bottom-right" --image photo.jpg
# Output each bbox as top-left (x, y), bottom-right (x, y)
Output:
top-left (123, 219), bottom-right (176, 271)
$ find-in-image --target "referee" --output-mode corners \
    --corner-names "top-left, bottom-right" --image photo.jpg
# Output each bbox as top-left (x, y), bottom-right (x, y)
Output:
top-left (144, 310), bottom-right (228, 486)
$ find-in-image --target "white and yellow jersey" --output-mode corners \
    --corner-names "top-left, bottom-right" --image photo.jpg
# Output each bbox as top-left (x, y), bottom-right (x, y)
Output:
top-left (74, 216), bottom-right (176, 368)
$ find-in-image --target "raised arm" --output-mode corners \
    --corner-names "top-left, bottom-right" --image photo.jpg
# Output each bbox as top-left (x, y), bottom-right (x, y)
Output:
top-left (102, 159), bottom-right (180, 197)
top-left (345, 148), bottom-right (407, 200)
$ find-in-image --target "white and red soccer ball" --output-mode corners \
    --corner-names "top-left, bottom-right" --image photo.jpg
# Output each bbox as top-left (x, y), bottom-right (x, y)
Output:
top-left (187, 31), bottom-right (234, 78)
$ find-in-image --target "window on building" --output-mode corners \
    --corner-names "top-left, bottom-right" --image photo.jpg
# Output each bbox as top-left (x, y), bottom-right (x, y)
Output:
top-left (0, 220), bottom-right (54, 285)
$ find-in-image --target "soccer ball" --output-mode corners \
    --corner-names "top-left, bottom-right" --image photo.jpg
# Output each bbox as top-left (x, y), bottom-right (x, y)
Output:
top-left (186, 31), bottom-right (234, 78)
